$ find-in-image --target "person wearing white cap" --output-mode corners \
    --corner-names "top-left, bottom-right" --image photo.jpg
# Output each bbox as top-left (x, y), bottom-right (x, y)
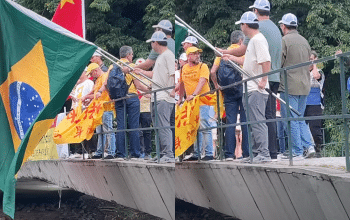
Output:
top-left (136, 20), bottom-right (175, 71)
top-left (278, 13), bottom-right (315, 160)
top-left (235, 11), bottom-right (272, 163)
top-left (218, 0), bottom-right (283, 161)
top-left (90, 50), bottom-right (109, 72)
top-left (134, 31), bottom-right (176, 163)
top-left (181, 36), bottom-right (198, 51)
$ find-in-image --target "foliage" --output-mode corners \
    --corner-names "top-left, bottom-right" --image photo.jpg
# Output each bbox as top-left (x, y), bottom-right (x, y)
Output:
top-left (16, 0), bottom-right (174, 61)
top-left (176, 0), bottom-right (350, 156)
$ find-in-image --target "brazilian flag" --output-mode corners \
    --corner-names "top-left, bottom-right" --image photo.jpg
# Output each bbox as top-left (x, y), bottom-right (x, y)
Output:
top-left (175, 20), bottom-right (188, 58)
top-left (0, 0), bottom-right (97, 218)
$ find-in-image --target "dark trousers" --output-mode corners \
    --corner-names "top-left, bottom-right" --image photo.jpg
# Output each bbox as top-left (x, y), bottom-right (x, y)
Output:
top-left (140, 112), bottom-right (152, 155)
top-left (305, 105), bottom-right (323, 152)
top-left (170, 104), bottom-right (175, 153)
top-left (265, 82), bottom-right (279, 159)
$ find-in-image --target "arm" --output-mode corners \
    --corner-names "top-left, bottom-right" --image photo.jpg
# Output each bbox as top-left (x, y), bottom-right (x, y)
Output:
top-left (135, 58), bottom-right (155, 70)
top-left (217, 44), bottom-right (247, 57)
top-left (186, 77), bottom-right (207, 101)
top-left (133, 77), bottom-right (150, 92)
top-left (259, 61), bottom-right (271, 90)
top-left (210, 64), bottom-right (221, 90)
top-left (311, 65), bottom-right (321, 80)
top-left (222, 54), bottom-right (245, 66)
top-left (176, 82), bottom-right (185, 105)
top-left (133, 68), bottom-right (153, 78)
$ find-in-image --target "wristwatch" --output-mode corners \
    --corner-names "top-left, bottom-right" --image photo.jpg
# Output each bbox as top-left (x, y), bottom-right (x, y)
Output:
top-left (192, 93), bottom-right (197, 96)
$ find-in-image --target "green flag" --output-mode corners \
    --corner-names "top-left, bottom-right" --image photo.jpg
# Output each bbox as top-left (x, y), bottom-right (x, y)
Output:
top-left (175, 21), bottom-right (188, 58)
top-left (0, 0), bottom-right (97, 218)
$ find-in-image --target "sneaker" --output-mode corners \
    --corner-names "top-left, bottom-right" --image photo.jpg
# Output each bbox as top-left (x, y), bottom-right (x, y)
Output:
top-left (315, 152), bottom-right (322, 158)
top-left (114, 157), bottom-right (125, 161)
top-left (283, 150), bottom-right (290, 157)
top-left (201, 156), bottom-right (214, 161)
top-left (68, 153), bottom-right (83, 159)
top-left (130, 157), bottom-right (141, 161)
top-left (104, 155), bottom-right (115, 159)
top-left (224, 157), bottom-right (234, 162)
top-left (144, 155), bottom-right (152, 160)
top-left (241, 157), bottom-right (252, 163)
top-left (281, 154), bottom-right (304, 161)
top-left (183, 156), bottom-right (199, 161)
top-left (91, 155), bottom-right (102, 159)
top-left (304, 146), bottom-right (316, 158)
top-left (252, 155), bottom-right (272, 164)
top-left (159, 157), bottom-right (175, 163)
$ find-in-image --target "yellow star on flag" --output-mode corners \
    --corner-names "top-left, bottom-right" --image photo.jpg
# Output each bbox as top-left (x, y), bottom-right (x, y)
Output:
top-left (60, 0), bottom-right (75, 9)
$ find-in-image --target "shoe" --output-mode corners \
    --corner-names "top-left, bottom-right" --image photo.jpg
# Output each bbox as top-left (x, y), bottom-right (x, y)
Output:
top-left (241, 157), bottom-right (252, 163)
top-left (252, 155), bottom-right (272, 164)
top-left (183, 153), bottom-right (193, 160)
top-left (91, 155), bottom-right (102, 159)
top-left (104, 155), bottom-right (115, 159)
top-left (304, 146), bottom-right (316, 158)
top-left (183, 156), bottom-right (199, 161)
top-left (283, 150), bottom-right (290, 156)
top-left (201, 156), bottom-right (214, 161)
top-left (281, 154), bottom-right (304, 161)
top-left (224, 157), bottom-right (234, 162)
top-left (114, 157), bottom-right (125, 161)
top-left (315, 152), bottom-right (322, 158)
top-left (130, 157), bottom-right (141, 161)
top-left (144, 155), bottom-right (152, 160)
top-left (159, 156), bottom-right (175, 163)
top-left (68, 153), bottom-right (83, 159)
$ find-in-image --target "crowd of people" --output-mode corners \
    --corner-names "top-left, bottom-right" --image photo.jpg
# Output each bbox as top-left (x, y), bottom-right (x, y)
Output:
top-left (175, 0), bottom-right (326, 163)
top-left (58, 20), bottom-right (176, 163)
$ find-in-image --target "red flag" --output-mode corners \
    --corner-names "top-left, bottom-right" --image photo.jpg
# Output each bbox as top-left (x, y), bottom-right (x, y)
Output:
top-left (52, 0), bottom-right (85, 38)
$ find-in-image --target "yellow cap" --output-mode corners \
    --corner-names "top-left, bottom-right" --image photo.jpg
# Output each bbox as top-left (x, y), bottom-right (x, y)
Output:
top-left (85, 63), bottom-right (100, 75)
top-left (186, 46), bottom-right (203, 55)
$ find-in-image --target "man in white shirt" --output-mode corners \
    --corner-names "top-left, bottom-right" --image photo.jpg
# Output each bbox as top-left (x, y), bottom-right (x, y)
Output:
top-left (236, 11), bottom-right (271, 163)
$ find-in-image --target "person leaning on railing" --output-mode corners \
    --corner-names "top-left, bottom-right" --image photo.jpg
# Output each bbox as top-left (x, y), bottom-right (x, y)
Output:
top-left (278, 13), bottom-right (316, 160)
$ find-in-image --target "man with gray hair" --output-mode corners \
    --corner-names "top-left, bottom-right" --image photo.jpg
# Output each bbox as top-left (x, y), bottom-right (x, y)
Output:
top-left (115, 45), bottom-right (150, 160)
top-left (210, 30), bottom-right (249, 161)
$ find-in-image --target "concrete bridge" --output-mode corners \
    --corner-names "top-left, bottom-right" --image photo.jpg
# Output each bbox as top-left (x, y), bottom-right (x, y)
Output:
top-left (176, 158), bottom-right (350, 220)
top-left (18, 160), bottom-right (175, 220)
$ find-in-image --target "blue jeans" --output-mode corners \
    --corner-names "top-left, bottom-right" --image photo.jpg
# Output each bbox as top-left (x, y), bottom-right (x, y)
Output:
top-left (140, 112), bottom-right (152, 155)
top-left (280, 93), bottom-right (313, 155)
top-left (193, 105), bottom-right (213, 158)
top-left (115, 96), bottom-right (141, 158)
top-left (96, 111), bottom-right (116, 156)
top-left (224, 98), bottom-right (249, 158)
top-left (276, 117), bottom-right (286, 153)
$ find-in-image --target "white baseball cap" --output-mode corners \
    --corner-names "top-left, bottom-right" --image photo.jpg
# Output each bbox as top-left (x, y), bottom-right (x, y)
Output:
top-left (92, 51), bottom-right (101, 57)
top-left (152, 20), bottom-right (173, 32)
top-left (181, 36), bottom-right (198, 45)
top-left (146, 31), bottom-right (168, 43)
top-left (279, 13), bottom-right (298, 27)
top-left (235, 11), bottom-right (259, 25)
top-left (249, 0), bottom-right (270, 11)
top-left (179, 53), bottom-right (187, 61)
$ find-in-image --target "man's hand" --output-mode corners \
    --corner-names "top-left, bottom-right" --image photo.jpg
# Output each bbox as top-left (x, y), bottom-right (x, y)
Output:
top-left (186, 94), bottom-right (195, 102)
top-left (215, 48), bottom-right (224, 56)
top-left (335, 49), bottom-right (343, 56)
top-left (176, 99), bottom-right (183, 106)
top-left (122, 66), bottom-right (131, 74)
top-left (258, 78), bottom-right (267, 90)
top-left (170, 89), bottom-right (176, 98)
top-left (133, 68), bottom-right (143, 75)
top-left (95, 91), bottom-right (102, 99)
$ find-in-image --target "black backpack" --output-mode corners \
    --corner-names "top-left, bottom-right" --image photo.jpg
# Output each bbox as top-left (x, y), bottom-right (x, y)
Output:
top-left (217, 60), bottom-right (243, 100)
top-left (106, 64), bottom-right (133, 101)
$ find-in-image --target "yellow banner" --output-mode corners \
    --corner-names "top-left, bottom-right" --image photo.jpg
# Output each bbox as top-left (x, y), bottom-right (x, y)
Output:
top-left (28, 128), bottom-right (59, 161)
top-left (53, 99), bottom-right (106, 144)
top-left (175, 92), bottom-right (225, 157)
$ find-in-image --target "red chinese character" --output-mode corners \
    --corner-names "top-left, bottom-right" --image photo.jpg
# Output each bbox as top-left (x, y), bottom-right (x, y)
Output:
top-left (74, 126), bottom-right (83, 138)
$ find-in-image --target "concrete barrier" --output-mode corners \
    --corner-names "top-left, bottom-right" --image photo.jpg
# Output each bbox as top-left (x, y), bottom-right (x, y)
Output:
top-left (18, 160), bottom-right (175, 220)
top-left (176, 161), bottom-right (350, 220)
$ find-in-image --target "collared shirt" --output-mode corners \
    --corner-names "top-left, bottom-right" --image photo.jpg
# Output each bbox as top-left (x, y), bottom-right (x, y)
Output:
top-left (279, 30), bottom-right (311, 95)
top-left (119, 58), bottom-right (137, 95)
top-left (148, 38), bottom-right (175, 60)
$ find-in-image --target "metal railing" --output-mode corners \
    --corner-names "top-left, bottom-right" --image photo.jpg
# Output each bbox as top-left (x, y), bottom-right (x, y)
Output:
top-left (189, 51), bottom-right (350, 172)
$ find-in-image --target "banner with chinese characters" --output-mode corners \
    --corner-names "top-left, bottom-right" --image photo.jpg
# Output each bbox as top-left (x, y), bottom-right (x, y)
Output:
top-left (28, 127), bottom-right (59, 161)
top-left (53, 99), bottom-right (105, 144)
top-left (175, 92), bottom-right (225, 157)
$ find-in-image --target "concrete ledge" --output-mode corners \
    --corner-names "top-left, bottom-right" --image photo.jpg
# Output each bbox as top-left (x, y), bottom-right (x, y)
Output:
top-left (176, 160), bottom-right (350, 220)
top-left (18, 160), bottom-right (175, 220)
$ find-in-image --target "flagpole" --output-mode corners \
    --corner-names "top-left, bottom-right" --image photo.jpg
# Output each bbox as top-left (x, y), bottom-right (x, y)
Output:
top-left (82, 0), bottom-right (86, 39)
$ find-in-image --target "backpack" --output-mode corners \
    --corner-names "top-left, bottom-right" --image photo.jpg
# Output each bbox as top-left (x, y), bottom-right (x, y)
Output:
top-left (217, 60), bottom-right (243, 101)
top-left (106, 64), bottom-right (133, 101)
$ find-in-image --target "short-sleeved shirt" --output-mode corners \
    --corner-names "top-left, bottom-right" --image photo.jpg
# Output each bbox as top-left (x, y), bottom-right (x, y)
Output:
top-left (119, 58), bottom-right (137, 94)
top-left (148, 38), bottom-right (175, 60)
top-left (72, 79), bottom-right (94, 108)
top-left (138, 75), bottom-right (151, 113)
top-left (243, 20), bottom-right (282, 82)
top-left (94, 72), bottom-right (115, 112)
top-left (242, 33), bottom-right (271, 94)
top-left (180, 62), bottom-right (211, 97)
top-left (151, 49), bottom-right (175, 103)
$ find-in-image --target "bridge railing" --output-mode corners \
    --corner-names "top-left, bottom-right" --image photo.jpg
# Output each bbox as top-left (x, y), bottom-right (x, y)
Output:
top-left (192, 51), bottom-right (350, 172)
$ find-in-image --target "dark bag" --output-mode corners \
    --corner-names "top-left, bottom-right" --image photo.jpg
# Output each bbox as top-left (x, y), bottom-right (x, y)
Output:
top-left (106, 64), bottom-right (133, 101)
top-left (217, 60), bottom-right (243, 101)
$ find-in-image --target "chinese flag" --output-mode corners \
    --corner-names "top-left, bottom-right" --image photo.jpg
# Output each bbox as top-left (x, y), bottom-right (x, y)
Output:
top-left (52, 0), bottom-right (85, 38)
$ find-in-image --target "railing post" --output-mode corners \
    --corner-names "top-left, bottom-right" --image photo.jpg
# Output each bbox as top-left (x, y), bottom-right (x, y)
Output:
top-left (339, 56), bottom-right (350, 172)
top-left (244, 82), bottom-right (253, 163)
top-left (153, 92), bottom-right (160, 163)
top-left (284, 69), bottom-right (293, 166)
top-left (216, 91), bottom-right (224, 160)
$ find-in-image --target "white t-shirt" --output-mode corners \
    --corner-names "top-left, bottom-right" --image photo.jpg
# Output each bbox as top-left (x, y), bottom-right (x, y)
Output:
top-left (151, 49), bottom-right (175, 103)
top-left (242, 32), bottom-right (271, 94)
top-left (72, 79), bottom-right (94, 108)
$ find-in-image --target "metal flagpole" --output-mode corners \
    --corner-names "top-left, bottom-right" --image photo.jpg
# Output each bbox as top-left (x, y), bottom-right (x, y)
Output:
top-left (175, 14), bottom-right (301, 116)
